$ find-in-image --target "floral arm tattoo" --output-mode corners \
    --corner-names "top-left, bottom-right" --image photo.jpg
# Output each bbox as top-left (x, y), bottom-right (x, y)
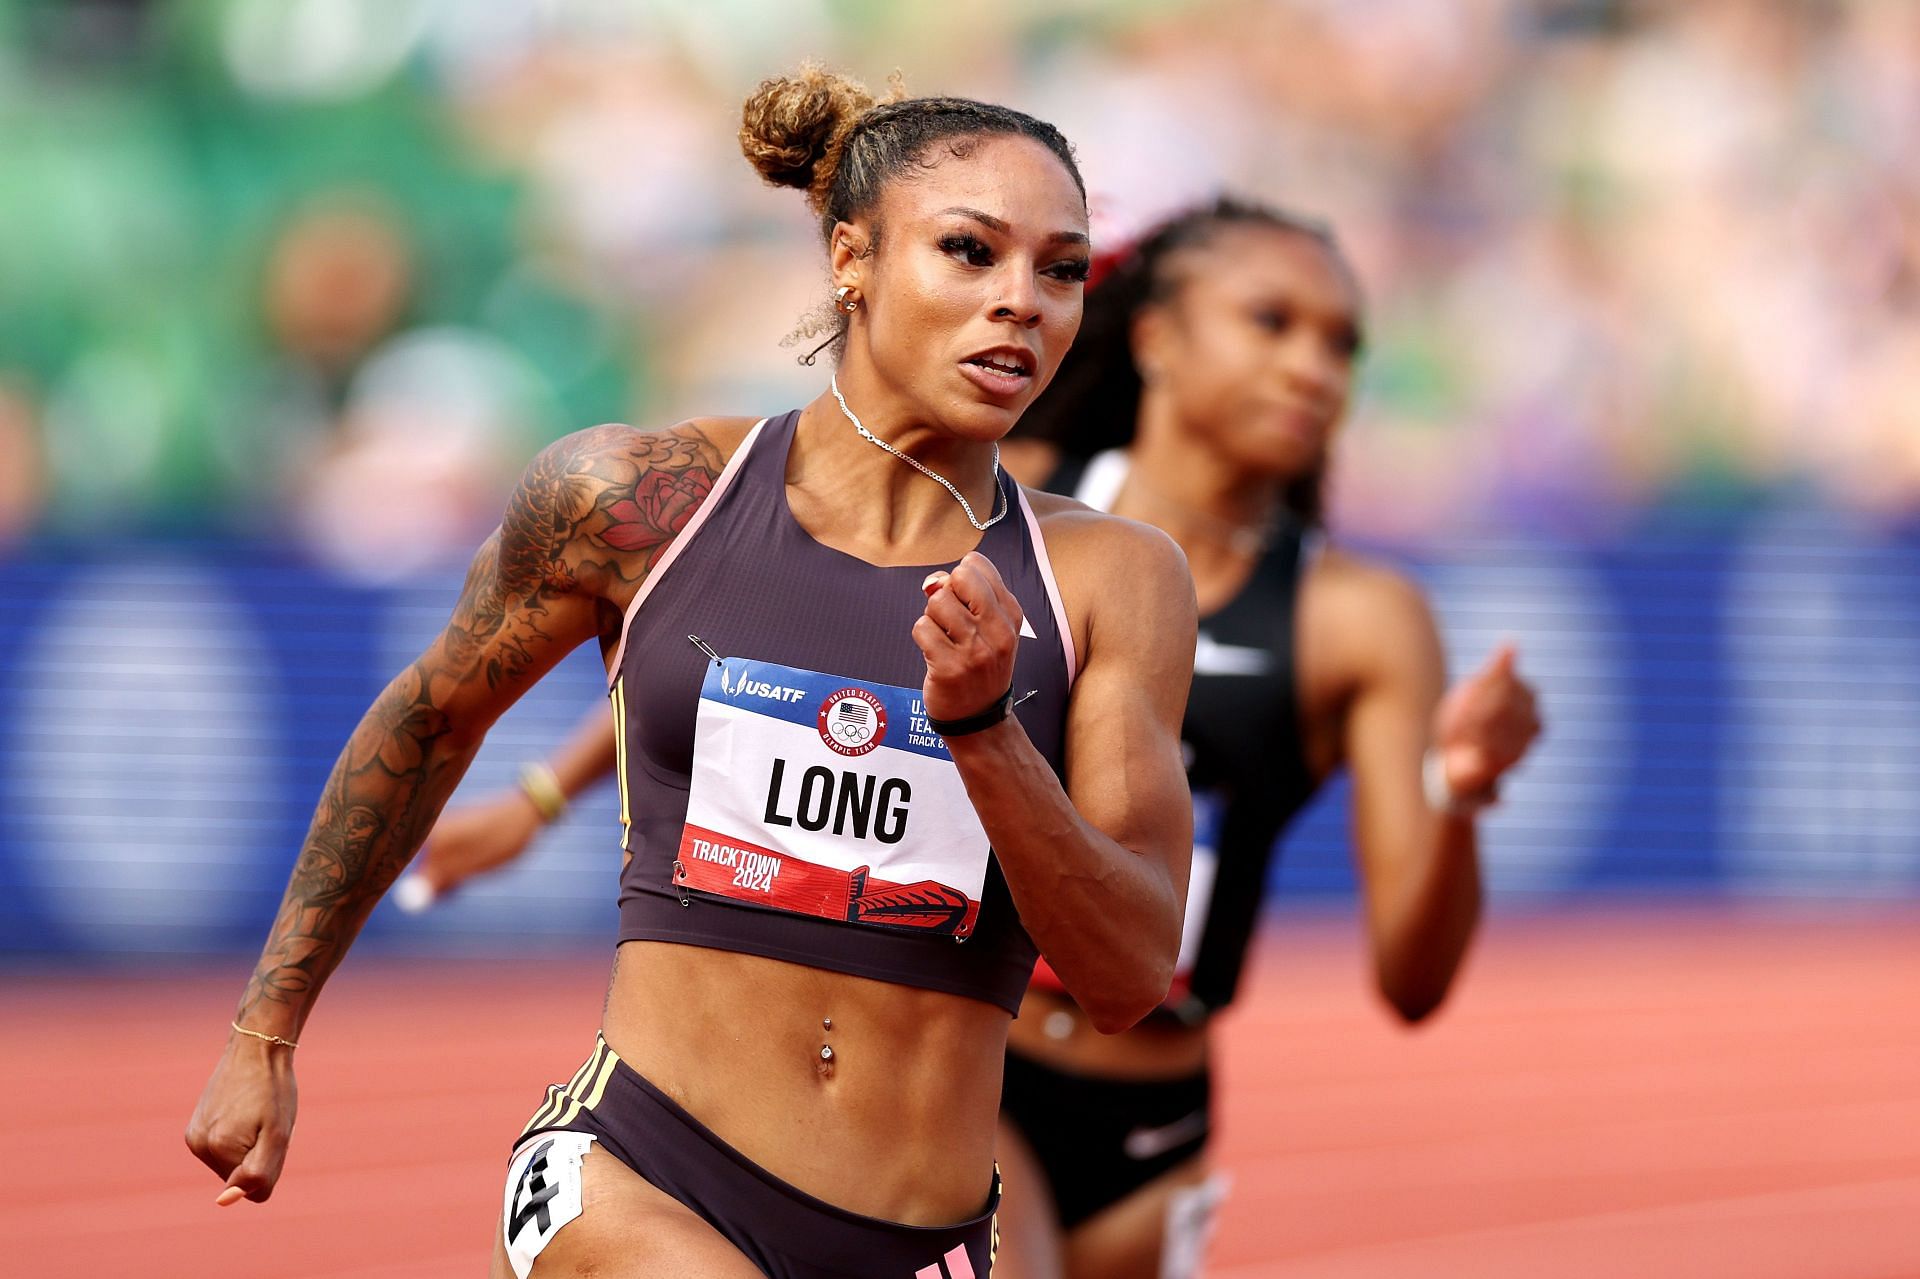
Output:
top-left (234, 424), bottom-right (724, 1029)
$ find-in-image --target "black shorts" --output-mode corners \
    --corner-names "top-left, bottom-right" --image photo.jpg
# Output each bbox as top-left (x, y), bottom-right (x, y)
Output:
top-left (998, 1048), bottom-right (1211, 1230)
top-left (507, 1034), bottom-right (999, 1279)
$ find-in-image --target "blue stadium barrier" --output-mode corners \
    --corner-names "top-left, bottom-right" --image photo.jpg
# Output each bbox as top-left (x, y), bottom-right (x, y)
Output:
top-left (2, 510), bottom-right (1916, 956)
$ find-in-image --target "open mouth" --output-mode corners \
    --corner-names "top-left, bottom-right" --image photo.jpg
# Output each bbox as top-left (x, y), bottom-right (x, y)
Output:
top-left (963, 352), bottom-right (1033, 380)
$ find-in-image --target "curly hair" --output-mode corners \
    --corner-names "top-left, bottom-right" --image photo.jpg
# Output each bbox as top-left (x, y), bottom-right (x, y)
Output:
top-left (1013, 197), bottom-right (1352, 525)
top-left (739, 63), bottom-right (1086, 360)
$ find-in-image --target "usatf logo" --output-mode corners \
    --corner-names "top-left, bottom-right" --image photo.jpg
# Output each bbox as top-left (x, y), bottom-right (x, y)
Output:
top-left (721, 667), bottom-right (806, 703)
top-left (817, 687), bottom-right (887, 756)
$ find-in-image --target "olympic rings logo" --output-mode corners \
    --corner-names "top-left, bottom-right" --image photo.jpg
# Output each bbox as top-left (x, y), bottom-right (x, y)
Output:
top-left (817, 688), bottom-right (888, 756)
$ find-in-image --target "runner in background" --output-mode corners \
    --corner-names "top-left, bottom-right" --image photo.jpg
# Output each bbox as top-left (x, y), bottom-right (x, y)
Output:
top-left (993, 197), bottom-right (1541, 1279)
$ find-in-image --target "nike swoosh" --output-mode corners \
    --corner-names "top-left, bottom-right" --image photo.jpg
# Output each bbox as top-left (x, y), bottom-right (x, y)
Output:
top-left (1019, 616), bottom-right (1037, 639)
top-left (1194, 633), bottom-right (1271, 676)
top-left (1123, 1109), bottom-right (1209, 1160)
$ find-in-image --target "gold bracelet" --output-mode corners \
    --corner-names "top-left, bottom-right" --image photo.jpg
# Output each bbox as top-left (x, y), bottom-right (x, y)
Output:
top-left (231, 1021), bottom-right (299, 1050)
top-left (518, 762), bottom-right (568, 824)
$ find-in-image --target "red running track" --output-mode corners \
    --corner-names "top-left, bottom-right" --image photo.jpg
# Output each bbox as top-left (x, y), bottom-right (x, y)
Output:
top-left (5, 906), bottom-right (1917, 1278)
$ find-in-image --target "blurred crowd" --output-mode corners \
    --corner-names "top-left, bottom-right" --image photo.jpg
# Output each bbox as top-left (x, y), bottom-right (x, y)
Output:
top-left (0, 0), bottom-right (1915, 574)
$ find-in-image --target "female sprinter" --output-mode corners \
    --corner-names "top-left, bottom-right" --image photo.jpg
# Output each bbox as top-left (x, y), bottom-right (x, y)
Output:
top-left (405, 197), bottom-right (1544, 1278)
top-left (185, 67), bottom-right (1199, 1279)
top-left (982, 198), bottom-right (1544, 1279)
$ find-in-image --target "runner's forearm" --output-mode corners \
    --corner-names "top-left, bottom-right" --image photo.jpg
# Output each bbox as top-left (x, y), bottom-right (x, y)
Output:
top-left (546, 708), bottom-right (621, 802)
top-left (234, 665), bottom-right (484, 1035)
top-left (946, 718), bottom-right (1185, 1032)
top-left (1366, 815), bottom-right (1481, 1022)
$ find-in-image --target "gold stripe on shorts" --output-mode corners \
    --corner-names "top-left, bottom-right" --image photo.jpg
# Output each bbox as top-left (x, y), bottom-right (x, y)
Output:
top-left (551, 1038), bottom-right (622, 1128)
top-left (521, 1037), bottom-right (605, 1137)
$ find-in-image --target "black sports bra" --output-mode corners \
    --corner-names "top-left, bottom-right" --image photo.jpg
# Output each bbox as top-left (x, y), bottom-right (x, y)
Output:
top-left (604, 411), bottom-right (1077, 1014)
top-left (1042, 450), bottom-right (1322, 1022)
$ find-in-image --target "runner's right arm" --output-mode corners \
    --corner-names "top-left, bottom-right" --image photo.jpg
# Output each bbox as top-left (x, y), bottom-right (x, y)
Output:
top-left (185, 423), bottom-right (730, 1204)
top-left (933, 515), bottom-right (1198, 1034)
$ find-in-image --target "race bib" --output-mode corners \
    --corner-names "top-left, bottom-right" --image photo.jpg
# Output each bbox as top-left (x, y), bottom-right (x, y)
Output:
top-left (503, 1132), bottom-right (595, 1279)
top-left (674, 655), bottom-right (991, 938)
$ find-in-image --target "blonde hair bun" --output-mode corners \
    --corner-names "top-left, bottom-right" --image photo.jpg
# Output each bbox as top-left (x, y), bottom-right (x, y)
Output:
top-left (739, 63), bottom-right (897, 214)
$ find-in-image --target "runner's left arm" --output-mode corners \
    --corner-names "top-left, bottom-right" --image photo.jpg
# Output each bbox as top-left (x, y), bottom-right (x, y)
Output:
top-left (920, 521), bottom-right (1197, 1034)
top-left (1338, 567), bottom-right (1541, 1022)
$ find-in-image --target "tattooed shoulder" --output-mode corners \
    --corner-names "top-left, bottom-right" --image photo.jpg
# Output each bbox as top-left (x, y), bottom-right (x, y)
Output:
top-left (499, 418), bottom-right (753, 608)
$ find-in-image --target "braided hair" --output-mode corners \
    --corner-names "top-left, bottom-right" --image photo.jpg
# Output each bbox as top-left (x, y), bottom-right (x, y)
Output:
top-left (1015, 197), bottom-right (1350, 524)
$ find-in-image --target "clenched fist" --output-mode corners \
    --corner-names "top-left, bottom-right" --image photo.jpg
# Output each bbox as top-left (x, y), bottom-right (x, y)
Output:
top-left (1432, 642), bottom-right (1542, 802)
top-left (913, 551), bottom-right (1025, 726)
top-left (185, 1034), bottom-right (298, 1206)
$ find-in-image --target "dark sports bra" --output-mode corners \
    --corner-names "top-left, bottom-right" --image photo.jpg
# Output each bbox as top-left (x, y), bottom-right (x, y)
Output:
top-left (605, 410), bottom-right (1076, 1014)
top-left (1039, 450), bottom-right (1323, 1022)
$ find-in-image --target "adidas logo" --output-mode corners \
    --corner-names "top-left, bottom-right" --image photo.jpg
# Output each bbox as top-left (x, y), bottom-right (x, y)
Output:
top-left (916, 1243), bottom-right (978, 1279)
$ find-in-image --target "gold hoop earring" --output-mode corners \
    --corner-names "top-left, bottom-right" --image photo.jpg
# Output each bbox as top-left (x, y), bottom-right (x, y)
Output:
top-left (835, 286), bottom-right (860, 314)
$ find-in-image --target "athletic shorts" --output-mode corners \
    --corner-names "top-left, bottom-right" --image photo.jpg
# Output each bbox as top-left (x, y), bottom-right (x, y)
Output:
top-left (998, 1048), bottom-right (1211, 1230)
top-left (506, 1034), bottom-right (999, 1279)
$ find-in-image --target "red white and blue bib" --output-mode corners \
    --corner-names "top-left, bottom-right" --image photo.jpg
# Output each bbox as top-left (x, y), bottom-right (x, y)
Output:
top-left (673, 655), bottom-right (991, 939)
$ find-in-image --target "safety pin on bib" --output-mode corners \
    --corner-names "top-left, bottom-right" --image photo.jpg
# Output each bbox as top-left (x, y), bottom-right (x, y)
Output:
top-left (674, 634), bottom-right (725, 908)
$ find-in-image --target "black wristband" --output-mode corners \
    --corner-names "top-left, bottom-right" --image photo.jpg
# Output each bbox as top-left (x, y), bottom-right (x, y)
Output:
top-left (927, 685), bottom-right (1016, 738)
